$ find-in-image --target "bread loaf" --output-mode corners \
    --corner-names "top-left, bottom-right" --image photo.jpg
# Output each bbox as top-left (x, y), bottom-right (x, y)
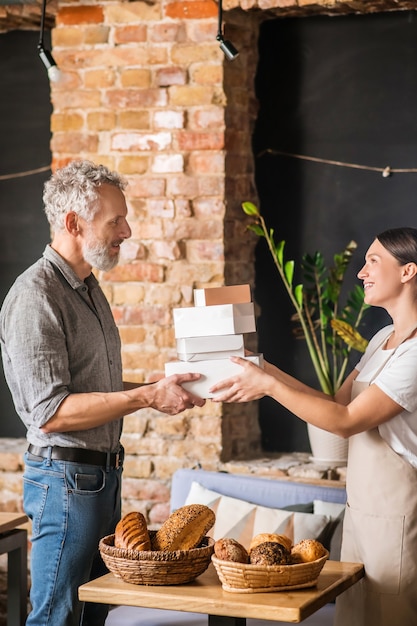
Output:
top-left (214, 538), bottom-right (249, 563)
top-left (152, 504), bottom-right (215, 551)
top-left (249, 541), bottom-right (291, 566)
top-left (291, 539), bottom-right (326, 563)
top-left (114, 511), bottom-right (151, 551)
top-left (249, 533), bottom-right (292, 554)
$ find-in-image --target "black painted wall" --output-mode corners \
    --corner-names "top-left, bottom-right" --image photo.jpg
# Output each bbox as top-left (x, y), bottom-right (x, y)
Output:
top-left (253, 11), bottom-right (417, 452)
top-left (0, 31), bottom-right (52, 437)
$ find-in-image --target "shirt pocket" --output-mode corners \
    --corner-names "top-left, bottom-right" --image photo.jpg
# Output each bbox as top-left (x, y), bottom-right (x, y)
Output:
top-left (343, 502), bottom-right (404, 595)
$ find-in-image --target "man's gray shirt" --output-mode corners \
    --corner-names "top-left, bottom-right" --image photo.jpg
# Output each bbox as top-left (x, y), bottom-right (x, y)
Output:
top-left (0, 245), bottom-right (123, 451)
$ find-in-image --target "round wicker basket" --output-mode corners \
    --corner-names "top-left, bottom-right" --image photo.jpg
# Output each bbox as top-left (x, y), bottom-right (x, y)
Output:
top-left (99, 532), bottom-right (214, 585)
top-left (211, 550), bottom-right (329, 593)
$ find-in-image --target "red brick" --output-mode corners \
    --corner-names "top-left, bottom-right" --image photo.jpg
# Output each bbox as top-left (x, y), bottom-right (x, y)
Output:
top-left (121, 305), bottom-right (172, 326)
top-left (103, 263), bottom-right (165, 282)
top-left (107, 89), bottom-right (168, 109)
top-left (51, 133), bottom-right (98, 154)
top-left (150, 23), bottom-right (185, 43)
top-left (114, 25), bottom-right (147, 44)
top-left (120, 69), bottom-right (152, 89)
top-left (155, 67), bottom-right (187, 87)
top-left (51, 90), bottom-right (101, 108)
top-left (118, 110), bottom-right (150, 129)
top-left (165, 1), bottom-right (218, 19)
top-left (192, 198), bottom-right (225, 217)
top-left (126, 177), bottom-right (167, 198)
top-left (176, 131), bottom-right (224, 151)
top-left (130, 221), bottom-right (165, 240)
top-left (56, 5), bottom-right (104, 26)
top-left (188, 152), bottom-right (225, 174)
top-left (189, 108), bottom-right (225, 130)
top-left (152, 240), bottom-right (183, 261)
top-left (164, 219), bottom-right (224, 240)
top-left (149, 502), bottom-right (170, 525)
top-left (111, 131), bottom-right (171, 152)
top-left (165, 175), bottom-right (199, 197)
top-left (198, 175), bottom-right (225, 196)
top-left (51, 113), bottom-right (83, 132)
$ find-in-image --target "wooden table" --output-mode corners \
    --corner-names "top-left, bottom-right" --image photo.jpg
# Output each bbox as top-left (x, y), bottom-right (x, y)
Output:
top-left (0, 512), bottom-right (28, 626)
top-left (79, 559), bottom-right (364, 624)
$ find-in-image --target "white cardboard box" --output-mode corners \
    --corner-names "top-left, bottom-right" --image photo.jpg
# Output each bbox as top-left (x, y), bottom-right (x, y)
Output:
top-left (164, 354), bottom-right (263, 399)
top-left (176, 334), bottom-right (245, 361)
top-left (173, 302), bottom-right (256, 338)
top-left (193, 284), bottom-right (251, 307)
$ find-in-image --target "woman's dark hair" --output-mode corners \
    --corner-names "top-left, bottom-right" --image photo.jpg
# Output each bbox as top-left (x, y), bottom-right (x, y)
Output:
top-left (377, 227), bottom-right (417, 265)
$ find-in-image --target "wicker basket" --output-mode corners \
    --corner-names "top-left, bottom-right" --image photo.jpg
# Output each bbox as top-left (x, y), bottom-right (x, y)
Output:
top-left (99, 531), bottom-right (214, 586)
top-left (212, 550), bottom-right (329, 593)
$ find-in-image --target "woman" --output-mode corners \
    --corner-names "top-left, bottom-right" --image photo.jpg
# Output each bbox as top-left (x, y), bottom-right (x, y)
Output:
top-left (210, 227), bottom-right (417, 626)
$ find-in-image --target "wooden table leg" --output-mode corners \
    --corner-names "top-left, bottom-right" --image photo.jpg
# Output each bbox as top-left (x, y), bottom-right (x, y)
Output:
top-left (0, 529), bottom-right (28, 626)
top-left (209, 616), bottom-right (246, 626)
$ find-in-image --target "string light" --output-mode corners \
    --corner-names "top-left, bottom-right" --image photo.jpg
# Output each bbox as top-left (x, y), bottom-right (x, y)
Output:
top-left (258, 148), bottom-right (417, 178)
top-left (0, 166), bottom-right (51, 181)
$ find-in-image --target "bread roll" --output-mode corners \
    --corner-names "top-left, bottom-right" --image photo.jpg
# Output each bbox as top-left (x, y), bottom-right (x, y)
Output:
top-left (114, 511), bottom-right (151, 551)
top-left (249, 541), bottom-right (291, 566)
top-left (214, 538), bottom-right (249, 563)
top-left (249, 533), bottom-right (292, 554)
top-left (291, 539), bottom-right (326, 563)
top-left (152, 504), bottom-right (215, 551)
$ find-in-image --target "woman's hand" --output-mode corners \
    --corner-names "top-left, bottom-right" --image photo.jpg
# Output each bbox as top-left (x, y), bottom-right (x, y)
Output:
top-left (209, 356), bottom-right (273, 402)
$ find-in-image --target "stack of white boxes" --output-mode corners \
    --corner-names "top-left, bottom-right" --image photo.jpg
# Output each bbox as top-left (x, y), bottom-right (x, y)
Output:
top-left (164, 285), bottom-right (263, 398)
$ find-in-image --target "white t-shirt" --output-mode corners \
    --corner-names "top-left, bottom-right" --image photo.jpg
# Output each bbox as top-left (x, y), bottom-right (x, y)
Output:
top-left (355, 324), bottom-right (417, 468)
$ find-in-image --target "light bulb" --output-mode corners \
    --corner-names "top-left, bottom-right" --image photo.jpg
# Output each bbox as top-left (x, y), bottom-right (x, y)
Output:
top-left (38, 46), bottom-right (61, 83)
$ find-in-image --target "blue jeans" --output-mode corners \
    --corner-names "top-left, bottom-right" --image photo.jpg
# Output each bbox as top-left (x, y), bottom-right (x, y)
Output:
top-left (23, 451), bottom-right (122, 626)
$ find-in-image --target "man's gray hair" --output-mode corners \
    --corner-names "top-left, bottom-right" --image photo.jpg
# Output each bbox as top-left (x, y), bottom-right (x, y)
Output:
top-left (43, 160), bottom-right (127, 232)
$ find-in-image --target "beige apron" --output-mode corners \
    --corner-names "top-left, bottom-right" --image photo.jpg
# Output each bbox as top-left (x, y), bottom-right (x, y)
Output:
top-left (335, 334), bottom-right (417, 626)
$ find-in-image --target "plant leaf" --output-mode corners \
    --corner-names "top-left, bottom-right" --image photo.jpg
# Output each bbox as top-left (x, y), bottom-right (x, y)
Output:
top-left (284, 260), bottom-right (294, 286)
top-left (331, 319), bottom-right (368, 353)
top-left (247, 224), bottom-right (264, 237)
top-left (275, 240), bottom-right (285, 266)
top-left (242, 201), bottom-right (259, 216)
top-left (294, 284), bottom-right (303, 307)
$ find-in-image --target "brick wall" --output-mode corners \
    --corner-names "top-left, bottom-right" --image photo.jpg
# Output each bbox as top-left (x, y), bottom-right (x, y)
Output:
top-left (46, 0), bottom-right (263, 511)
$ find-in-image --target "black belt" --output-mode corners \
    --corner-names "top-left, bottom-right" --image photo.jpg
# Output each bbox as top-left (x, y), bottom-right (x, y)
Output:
top-left (27, 444), bottom-right (124, 469)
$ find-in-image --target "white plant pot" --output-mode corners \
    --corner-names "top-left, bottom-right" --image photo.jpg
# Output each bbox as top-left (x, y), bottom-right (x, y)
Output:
top-left (307, 423), bottom-right (348, 467)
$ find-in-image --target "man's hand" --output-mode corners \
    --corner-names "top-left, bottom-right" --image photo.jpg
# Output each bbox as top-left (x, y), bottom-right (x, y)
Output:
top-left (145, 373), bottom-right (206, 414)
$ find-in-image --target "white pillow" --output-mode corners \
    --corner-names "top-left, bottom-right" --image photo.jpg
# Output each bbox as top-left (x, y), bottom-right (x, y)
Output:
top-left (313, 499), bottom-right (345, 560)
top-left (313, 499), bottom-right (345, 519)
top-left (184, 481), bottom-right (331, 549)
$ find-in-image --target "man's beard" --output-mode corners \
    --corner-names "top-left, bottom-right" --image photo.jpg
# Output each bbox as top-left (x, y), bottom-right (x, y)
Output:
top-left (82, 237), bottom-right (119, 272)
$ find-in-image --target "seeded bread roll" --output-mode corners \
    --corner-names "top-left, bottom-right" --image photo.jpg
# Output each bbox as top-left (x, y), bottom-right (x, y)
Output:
top-left (214, 538), bottom-right (249, 563)
top-left (249, 541), bottom-right (291, 566)
top-left (291, 539), bottom-right (327, 563)
top-left (114, 511), bottom-right (151, 551)
top-left (152, 504), bottom-right (215, 551)
top-left (249, 533), bottom-right (292, 554)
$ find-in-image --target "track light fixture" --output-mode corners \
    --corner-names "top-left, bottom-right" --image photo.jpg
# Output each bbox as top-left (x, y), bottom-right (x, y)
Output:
top-left (216, 0), bottom-right (239, 61)
top-left (38, 0), bottom-right (61, 82)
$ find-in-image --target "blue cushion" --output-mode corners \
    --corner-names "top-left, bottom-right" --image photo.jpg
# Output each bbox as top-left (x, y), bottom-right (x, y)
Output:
top-left (171, 468), bottom-right (346, 512)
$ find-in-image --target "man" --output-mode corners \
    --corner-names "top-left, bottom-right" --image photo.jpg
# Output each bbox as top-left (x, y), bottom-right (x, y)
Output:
top-left (0, 160), bottom-right (205, 626)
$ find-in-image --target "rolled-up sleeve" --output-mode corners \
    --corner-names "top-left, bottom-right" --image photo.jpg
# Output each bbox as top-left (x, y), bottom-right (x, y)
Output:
top-left (1, 287), bottom-right (70, 428)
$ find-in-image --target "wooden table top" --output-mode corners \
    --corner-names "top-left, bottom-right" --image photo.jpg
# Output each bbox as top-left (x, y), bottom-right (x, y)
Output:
top-left (79, 560), bottom-right (364, 623)
top-left (0, 512), bottom-right (28, 534)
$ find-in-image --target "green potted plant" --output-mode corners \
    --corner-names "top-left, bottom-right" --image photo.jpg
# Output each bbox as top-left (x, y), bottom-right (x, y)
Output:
top-left (242, 201), bottom-right (369, 464)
